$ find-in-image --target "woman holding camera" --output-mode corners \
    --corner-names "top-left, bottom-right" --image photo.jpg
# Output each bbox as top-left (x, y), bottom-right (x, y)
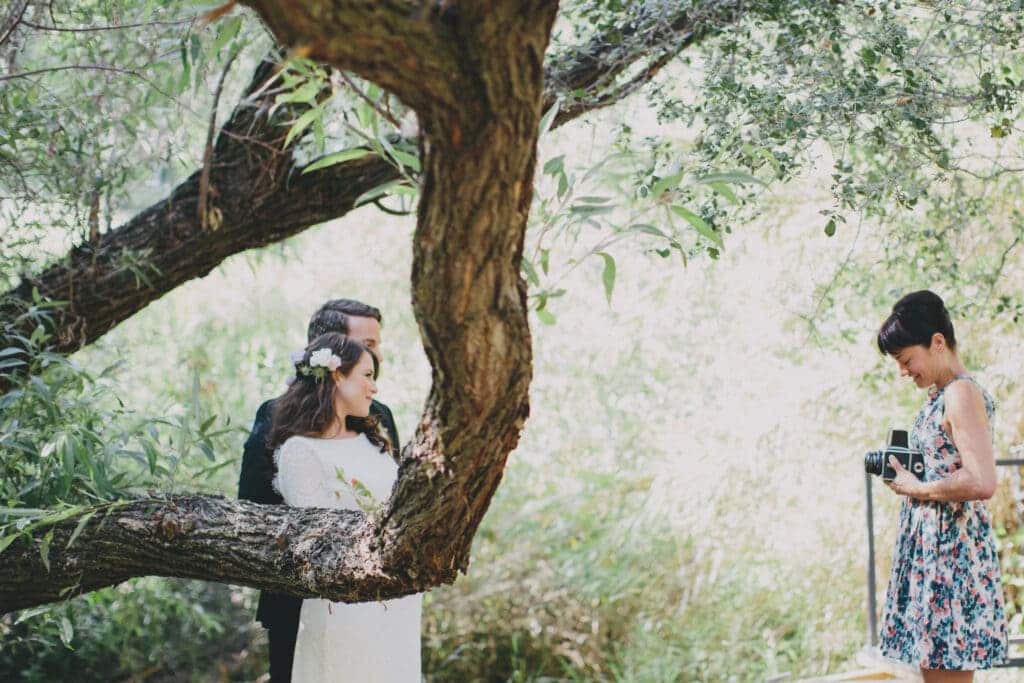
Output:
top-left (876, 290), bottom-right (1007, 681)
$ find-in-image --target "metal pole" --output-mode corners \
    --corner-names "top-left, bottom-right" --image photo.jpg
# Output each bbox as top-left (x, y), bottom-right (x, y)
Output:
top-left (865, 471), bottom-right (878, 647)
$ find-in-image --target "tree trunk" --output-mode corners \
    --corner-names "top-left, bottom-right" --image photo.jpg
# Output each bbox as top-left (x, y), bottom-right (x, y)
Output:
top-left (0, 0), bottom-right (750, 613)
top-left (1, 0), bottom-right (558, 613)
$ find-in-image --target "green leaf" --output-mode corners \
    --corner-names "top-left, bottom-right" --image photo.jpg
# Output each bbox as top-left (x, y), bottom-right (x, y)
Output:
top-left (757, 148), bottom-right (783, 176)
top-left (353, 179), bottom-right (406, 206)
top-left (708, 182), bottom-right (740, 205)
top-left (0, 508), bottom-right (47, 518)
top-left (356, 100), bottom-right (374, 130)
top-left (536, 308), bottom-right (556, 325)
top-left (59, 616), bottom-right (73, 646)
top-left (301, 148), bottom-right (374, 175)
top-left (66, 511), bottom-right (95, 550)
top-left (283, 108), bottom-right (320, 149)
top-left (597, 252), bottom-right (616, 304)
top-left (199, 415), bottom-right (218, 434)
top-left (670, 205), bottom-right (723, 249)
top-left (628, 224), bottom-right (669, 238)
top-left (557, 172), bottom-right (570, 198)
top-left (569, 204), bottom-right (615, 217)
top-left (277, 81), bottom-right (321, 107)
top-left (389, 148), bottom-right (421, 172)
top-left (824, 219), bottom-right (837, 237)
top-left (213, 16), bottom-right (243, 55)
top-left (650, 172), bottom-right (683, 200)
top-left (0, 533), bottom-right (20, 556)
top-left (538, 99), bottom-right (560, 137)
top-left (39, 529), bottom-right (53, 572)
top-left (14, 605), bottom-right (55, 625)
top-left (521, 258), bottom-right (540, 287)
top-left (30, 324), bottom-right (47, 345)
top-left (389, 184), bottom-right (420, 198)
top-left (696, 171), bottom-right (768, 187)
top-left (543, 155), bottom-right (565, 176)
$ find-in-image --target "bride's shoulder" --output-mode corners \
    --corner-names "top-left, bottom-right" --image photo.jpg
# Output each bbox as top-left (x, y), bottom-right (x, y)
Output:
top-left (276, 435), bottom-right (321, 459)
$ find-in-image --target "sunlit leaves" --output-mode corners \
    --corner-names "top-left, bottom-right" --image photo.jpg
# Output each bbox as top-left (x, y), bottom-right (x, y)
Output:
top-left (0, 1), bottom-right (269, 284)
top-left (523, 139), bottom-right (770, 323)
top-left (597, 252), bottom-right (616, 303)
top-left (301, 148), bottom-right (371, 174)
top-left (670, 205), bottom-right (723, 250)
top-left (0, 303), bottom-right (237, 551)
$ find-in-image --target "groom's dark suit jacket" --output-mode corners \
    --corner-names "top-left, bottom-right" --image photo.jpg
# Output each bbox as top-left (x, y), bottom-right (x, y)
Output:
top-left (237, 397), bottom-right (401, 629)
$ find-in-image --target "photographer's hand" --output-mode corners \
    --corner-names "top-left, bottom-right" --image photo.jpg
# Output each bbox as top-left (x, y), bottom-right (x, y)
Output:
top-left (886, 456), bottom-right (924, 498)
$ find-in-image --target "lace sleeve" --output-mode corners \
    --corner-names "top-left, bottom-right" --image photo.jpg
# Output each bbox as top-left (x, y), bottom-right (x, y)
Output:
top-left (275, 438), bottom-right (333, 507)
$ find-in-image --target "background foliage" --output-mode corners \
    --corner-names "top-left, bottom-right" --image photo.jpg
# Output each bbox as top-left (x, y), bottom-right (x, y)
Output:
top-left (2, 0), bottom-right (1024, 681)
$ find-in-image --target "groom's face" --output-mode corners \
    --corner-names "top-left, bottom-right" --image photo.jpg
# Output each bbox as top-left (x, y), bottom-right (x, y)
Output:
top-left (346, 315), bottom-right (383, 364)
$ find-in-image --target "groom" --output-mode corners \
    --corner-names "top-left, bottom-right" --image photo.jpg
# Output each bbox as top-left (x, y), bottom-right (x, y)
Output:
top-left (237, 298), bottom-right (401, 682)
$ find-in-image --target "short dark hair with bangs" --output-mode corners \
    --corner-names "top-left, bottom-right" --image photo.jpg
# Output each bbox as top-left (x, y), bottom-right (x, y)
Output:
top-left (877, 290), bottom-right (956, 355)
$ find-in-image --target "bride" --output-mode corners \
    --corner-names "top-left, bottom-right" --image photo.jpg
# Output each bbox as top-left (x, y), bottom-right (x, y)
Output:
top-left (266, 332), bottom-right (420, 682)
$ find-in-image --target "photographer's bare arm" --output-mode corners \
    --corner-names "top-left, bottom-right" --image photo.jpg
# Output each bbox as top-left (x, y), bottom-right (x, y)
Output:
top-left (887, 381), bottom-right (997, 502)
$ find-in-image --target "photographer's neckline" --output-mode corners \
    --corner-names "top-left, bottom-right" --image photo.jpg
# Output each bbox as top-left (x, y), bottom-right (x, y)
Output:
top-left (928, 373), bottom-right (972, 399)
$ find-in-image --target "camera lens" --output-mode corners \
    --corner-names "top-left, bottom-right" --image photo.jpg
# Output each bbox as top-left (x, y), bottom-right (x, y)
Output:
top-left (864, 450), bottom-right (884, 476)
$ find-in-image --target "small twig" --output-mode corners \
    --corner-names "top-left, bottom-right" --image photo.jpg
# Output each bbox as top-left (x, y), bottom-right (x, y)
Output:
top-left (987, 234), bottom-right (1022, 300)
top-left (20, 17), bottom-right (195, 33)
top-left (1, 63), bottom-right (138, 82)
top-left (88, 184), bottom-right (101, 244)
top-left (371, 196), bottom-right (414, 216)
top-left (0, 0), bottom-right (29, 50)
top-left (198, 50), bottom-right (239, 230)
top-left (0, 63), bottom-right (182, 106)
top-left (805, 210), bottom-right (866, 340)
top-left (555, 47), bottom-right (680, 127)
top-left (337, 71), bottom-right (403, 129)
top-left (217, 128), bottom-right (286, 156)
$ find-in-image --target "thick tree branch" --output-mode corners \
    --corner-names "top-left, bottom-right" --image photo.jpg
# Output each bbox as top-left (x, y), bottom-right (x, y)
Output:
top-left (4, 0), bottom-right (561, 614)
top-left (1, 1), bottom-right (743, 366)
top-left (241, 0), bottom-right (461, 115)
top-left (0, 497), bottom-right (415, 613)
top-left (544, 0), bottom-right (745, 124)
top-left (0, 49), bottom-right (365, 356)
top-left (1, 0), bottom-right (756, 615)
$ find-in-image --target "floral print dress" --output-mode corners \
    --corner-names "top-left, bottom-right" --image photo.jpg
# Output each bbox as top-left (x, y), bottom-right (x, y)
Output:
top-left (879, 376), bottom-right (1008, 670)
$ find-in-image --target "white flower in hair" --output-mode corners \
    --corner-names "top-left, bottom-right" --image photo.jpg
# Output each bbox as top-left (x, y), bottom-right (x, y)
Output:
top-left (309, 348), bottom-right (340, 370)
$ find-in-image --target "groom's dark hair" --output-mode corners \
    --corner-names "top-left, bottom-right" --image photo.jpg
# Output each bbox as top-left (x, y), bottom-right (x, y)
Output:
top-left (306, 299), bottom-right (382, 342)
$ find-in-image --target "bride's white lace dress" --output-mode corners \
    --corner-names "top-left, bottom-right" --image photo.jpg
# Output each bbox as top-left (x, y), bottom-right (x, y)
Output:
top-left (274, 434), bottom-right (421, 682)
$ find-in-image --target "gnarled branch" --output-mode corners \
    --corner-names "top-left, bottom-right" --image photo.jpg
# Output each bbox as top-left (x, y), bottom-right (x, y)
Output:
top-left (1, 1), bottom-right (744, 366)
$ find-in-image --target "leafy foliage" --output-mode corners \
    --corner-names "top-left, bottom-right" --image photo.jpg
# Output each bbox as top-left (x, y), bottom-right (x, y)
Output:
top-left (2, 0), bottom-right (1024, 680)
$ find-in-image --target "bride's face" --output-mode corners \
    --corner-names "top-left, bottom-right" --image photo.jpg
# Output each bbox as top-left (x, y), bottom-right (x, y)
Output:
top-left (332, 351), bottom-right (377, 417)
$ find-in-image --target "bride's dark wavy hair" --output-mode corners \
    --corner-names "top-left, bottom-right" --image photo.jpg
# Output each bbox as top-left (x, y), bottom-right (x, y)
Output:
top-left (266, 333), bottom-right (390, 477)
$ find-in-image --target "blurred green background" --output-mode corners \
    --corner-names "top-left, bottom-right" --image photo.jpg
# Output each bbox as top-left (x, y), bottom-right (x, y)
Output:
top-left (3, 2), bottom-right (1024, 680)
top-left (7, 114), bottom-right (1023, 679)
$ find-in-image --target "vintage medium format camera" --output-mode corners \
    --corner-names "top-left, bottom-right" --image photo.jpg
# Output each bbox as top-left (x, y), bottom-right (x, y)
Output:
top-left (864, 429), bottom-right (925, 481)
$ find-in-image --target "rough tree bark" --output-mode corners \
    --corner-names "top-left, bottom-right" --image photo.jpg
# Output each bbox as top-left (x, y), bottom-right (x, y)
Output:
top-left (0, 0), bottom-right (749, 613)
top-left (2, 0), bottom-right (558, 613)
top-left (0, 0), bottom-right (745, 361)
